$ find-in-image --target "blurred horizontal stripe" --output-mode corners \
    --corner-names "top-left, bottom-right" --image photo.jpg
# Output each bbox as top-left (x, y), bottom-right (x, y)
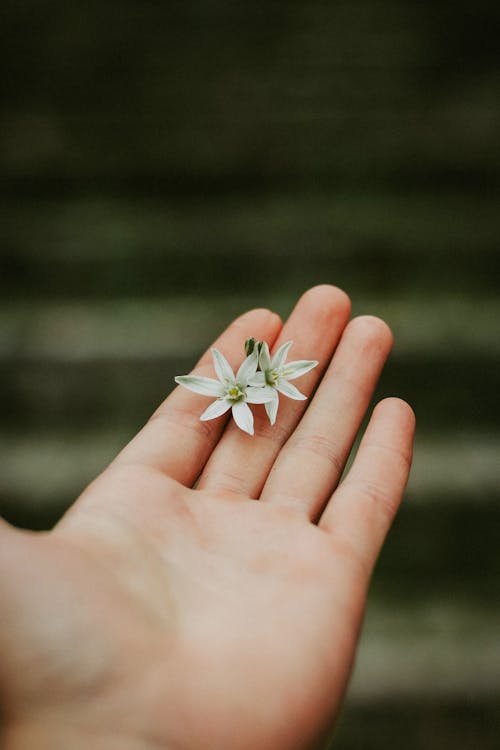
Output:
top-left (335, 697), bottom-right (500, 750)
top-left (2, 431), bottom-right (500, 506)
top-left (2, 194), bottom-right (499, 306)
top-left (350, 601), bottom-right (500, 701)
top-left (2, 190), bottom-right (498, 260)
top-left (1, 353), bottom-right (497, 434)
top-left (2, 295), bottom-right (500, 358)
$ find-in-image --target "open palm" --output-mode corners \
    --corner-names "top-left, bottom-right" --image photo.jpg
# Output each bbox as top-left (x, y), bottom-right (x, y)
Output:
top-left (0, 286), bottom-right (415, 750)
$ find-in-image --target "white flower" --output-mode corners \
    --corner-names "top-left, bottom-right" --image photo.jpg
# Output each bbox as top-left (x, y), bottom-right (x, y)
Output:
top-left (175, 347), bottom-right (275, 435)
top-left (250, 341), bottom-right (319, 425)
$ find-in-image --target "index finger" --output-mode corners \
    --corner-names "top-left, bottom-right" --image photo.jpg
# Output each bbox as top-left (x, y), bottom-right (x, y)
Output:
top-left (111, 307), bottom-right (282, 486)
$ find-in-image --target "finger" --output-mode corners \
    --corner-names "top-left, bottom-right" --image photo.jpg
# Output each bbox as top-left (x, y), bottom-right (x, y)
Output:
top-left (196, 285), bottom-right (352, 497)
top-left (260, 316), bottom-right (393, 519)
top-left (111, 308), bottom-right (282, 486)
top-left (319, 398), bottom-right (415, 587)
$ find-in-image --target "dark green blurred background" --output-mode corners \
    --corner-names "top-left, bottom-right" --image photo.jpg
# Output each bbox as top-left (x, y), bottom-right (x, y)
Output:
top-left (1, 1), bottom-right (499, 748)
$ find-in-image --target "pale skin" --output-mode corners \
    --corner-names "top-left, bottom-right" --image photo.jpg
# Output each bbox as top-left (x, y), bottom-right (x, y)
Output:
top-left (0, 286), bottom-right (415, 750)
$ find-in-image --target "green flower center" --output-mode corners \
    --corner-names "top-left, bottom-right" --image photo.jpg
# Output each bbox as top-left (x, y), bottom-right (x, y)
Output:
top-left (265, 368), bottom-right (280, 386)
top-left (227, 384), bottom-right (245, 401)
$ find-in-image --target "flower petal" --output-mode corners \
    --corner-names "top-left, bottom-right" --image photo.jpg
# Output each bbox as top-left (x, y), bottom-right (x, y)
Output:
top-left (276, 379), bottom-right (307, 400)
top-left (175, 375), bottom-right (225, 397)
top-left (259, 342), bottom-right (272, 372)
top-left (231, 401), bottom-right (254, 435)
top-left (282, 359), bottom-right (319, 380)
top-left (199, 398), bottom-right (232, 421)
top-left (265, 392), bottom-right (279, 425)
top-left (245, 385), bottom-right (276, 404)
top-left (247, 371), bottom-right (266, 387)
top-left (211, 348), bottom-right (235, 383)
top-left (236, 347), bottom-right (259, 385)
top-left (271, 340), bottom-right (293, 369)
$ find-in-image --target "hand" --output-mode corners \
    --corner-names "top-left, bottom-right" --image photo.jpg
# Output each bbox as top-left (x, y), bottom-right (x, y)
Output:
top-left (0, 286), bottom-right (415, 750)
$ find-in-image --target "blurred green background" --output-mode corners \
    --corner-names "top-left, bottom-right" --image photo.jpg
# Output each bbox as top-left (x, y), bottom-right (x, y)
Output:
top-left (1, 1), bottom-right (499, 747)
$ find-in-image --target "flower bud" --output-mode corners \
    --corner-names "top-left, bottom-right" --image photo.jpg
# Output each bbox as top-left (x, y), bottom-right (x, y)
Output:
top-left (245, 337), bottom-right (260, 356)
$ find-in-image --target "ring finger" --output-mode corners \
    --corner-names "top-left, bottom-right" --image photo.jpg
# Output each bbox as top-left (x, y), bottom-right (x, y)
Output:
top-left (260, 315), bottom-right (394, 520)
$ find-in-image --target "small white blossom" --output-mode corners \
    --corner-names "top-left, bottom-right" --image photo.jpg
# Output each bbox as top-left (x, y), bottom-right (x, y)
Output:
top-left (249, 341), bottom-right (319, 425)
top-left (175, 347), bottom-right (275, 435)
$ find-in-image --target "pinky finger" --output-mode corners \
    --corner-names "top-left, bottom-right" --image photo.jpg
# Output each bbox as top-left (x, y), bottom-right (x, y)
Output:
top-left (319, 398), bottom-right (416, 585)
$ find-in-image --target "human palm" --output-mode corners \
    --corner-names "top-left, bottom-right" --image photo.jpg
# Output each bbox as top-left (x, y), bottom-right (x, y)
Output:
top-left (0, 286), bottom-right (415, 750)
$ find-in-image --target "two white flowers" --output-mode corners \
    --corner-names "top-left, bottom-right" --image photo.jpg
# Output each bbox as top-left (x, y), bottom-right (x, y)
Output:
top-left (175, 338), bottom-right (318, 436)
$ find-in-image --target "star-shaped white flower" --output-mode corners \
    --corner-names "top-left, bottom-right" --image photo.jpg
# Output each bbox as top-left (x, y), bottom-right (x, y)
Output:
top-left (251, 341), bottom-right (319, 425)
top-left (174, 347), bottom-right (275, 435)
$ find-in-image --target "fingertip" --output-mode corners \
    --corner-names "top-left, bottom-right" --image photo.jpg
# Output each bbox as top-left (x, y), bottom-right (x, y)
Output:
top-left (198, 308), bottom-right (283, 369)
top-left (366, 398), bottom-right (416, 476)
top-left (235, 307), bottom-right (283, 331)
top-left (374, 397), bottom-right (416, 432)
top-left (345, 316), bottom-right (394, 362)
top-left (350, 313), bottom-right (393, 344)
top-left (300, 284), bottom-right (352, 313)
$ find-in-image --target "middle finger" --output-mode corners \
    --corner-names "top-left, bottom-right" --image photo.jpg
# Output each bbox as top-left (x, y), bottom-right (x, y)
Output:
top-left (196, 285), bottom-right (351, 498)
